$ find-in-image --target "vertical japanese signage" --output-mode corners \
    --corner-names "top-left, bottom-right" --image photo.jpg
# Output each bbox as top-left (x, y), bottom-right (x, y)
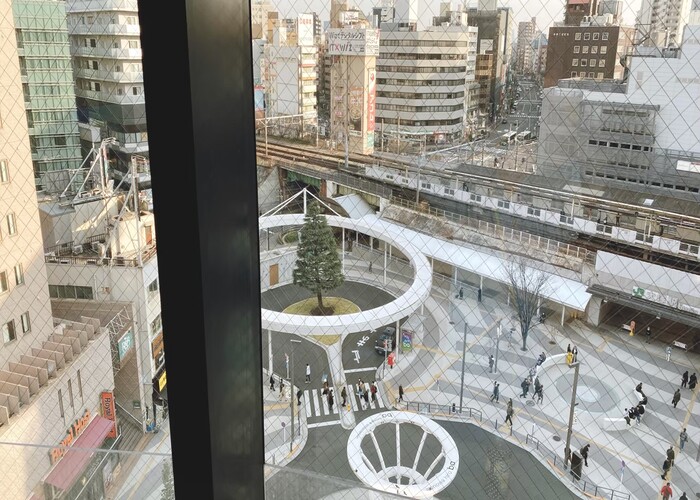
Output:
top-left (401, 330), bottom-right (413, 352)
top-left (101, 391), bottom-right (118, 439)
top-left (367, 69), bottom-right (376, 132)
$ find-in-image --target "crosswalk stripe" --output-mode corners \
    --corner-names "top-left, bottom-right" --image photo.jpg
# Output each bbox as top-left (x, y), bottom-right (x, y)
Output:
top-left (376, 393), bottom-right (385, 408)
top-left (312, 389), bottom-right (321, 417)
top-left (320, 392), bottom-right (328, 415)
top-left (304, 390), bottom-right (311, 417)
top-left (348, 384), bottom-right (358, 411)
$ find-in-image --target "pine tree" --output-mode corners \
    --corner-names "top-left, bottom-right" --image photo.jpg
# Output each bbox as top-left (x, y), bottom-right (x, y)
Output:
top-left (293, 201), bottom-right (344, 314)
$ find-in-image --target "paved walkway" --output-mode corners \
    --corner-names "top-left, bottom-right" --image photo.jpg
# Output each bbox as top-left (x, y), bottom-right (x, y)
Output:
top-left (380, 278), bottom-right (700, 500)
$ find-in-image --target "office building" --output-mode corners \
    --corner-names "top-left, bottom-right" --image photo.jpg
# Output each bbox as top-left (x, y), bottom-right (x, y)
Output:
top-left (544, 23), bottom-right (635, 87)
top-left (516, 18), bottom-right (538, 74)
top-left (537, 24), bottom-right (700, 200)
top-left (65, 0), bottom-right (148, 172)
top-left (12, 0), bottom-right (83, 192)
top-left (375, 18), bottom-right (479, 145)
top-left (251, 0), bottom-right (271, 39)
top-left (0, 7), bottom-right (122, 499)
top-left (565, 0), bottom-right (599, 26)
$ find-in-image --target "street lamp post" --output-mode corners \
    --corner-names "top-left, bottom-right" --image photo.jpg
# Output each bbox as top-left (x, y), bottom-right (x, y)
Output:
top-left (290, 339), bottom-right (301, 452)
top-left (459, 322), bottom-right (468, 413)
top-left (494, 320), bottom-right (502, 374)
top-left (564, 361), bottom-right (581, 468)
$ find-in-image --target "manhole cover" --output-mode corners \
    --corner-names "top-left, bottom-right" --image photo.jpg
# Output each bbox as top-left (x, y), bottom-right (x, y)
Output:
top-left (526, 400), bottom-right (535, 406)
top-left (552, 436), bottom-right (562, 442)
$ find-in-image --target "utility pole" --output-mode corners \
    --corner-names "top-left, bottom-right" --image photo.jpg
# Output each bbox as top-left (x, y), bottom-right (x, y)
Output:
top-left (290, 339), bottom-right (301, 453)
top-left (564, 361), bottom-right (581, 468)
top-left (459, 322), bottom-right (468, 413)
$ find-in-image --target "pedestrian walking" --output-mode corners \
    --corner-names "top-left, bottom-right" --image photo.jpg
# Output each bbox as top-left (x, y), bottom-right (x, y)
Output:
top-left (624, 408), bottom-right (631, 426)
top-left (661, 482), bottom-right (673, 499)
top-left (398, 384), bottom-right (404, 402)
top-left (370, 381), bottom-right (378, 403)
top-left (505, 399), bottom-right (514, 426)
top-left (646, 326), bottom-right (652, 343)
top-left (535, 384), bottom-right (544, 404)
top-left (667, 446), bottom-right (676, 467)
top-left (673, 388), bottom-right (681, 408)
top-left (680, 492), bottom-right (688, 500)
top-left (572, 346), bottom-right (578, 363)
top-left (682, 371), bottom-right (689, 389)
top-left (566, 351), bottom-right (573, 365)
top-left (477, 287), bottom-right (482, 303)
top-left (635, 404), bottom-right (644, 424)
top-left (279, 379), bottom-right (285, 400)
top-left (629, 406), bottom-right (639, 425)
top-left (458, 286), bottom-right (464, 299)
top-left (636, 382), bottom-right (645, 398)
top-left (328, 389), bottom-right (334, 412)
top-left (580, 444), bottom-right (590, 467)
top-left (368, 260), bottom-right (373, 272)
top-left (305, 363), bottom-right (311, 384)
top-left (690, 373), bottom-right (698, 390)
top-left (662, 459), bottom-right (671, 480)
top-left (269, 374), bottom-right (275, 391)
top-left (362, 382), bottom-right (370, 405)
top-left (296, 389), bottom-right (303, 406)
top-left (680, 428), bottom-right (689, 451)
top-left (520, 378), bottom-right (530, 398)
top-left (489, 355), bottom-right (495, 373)
top-left (667, 345), bottom-right (673, 362)
top-left (567, 344), bottom-right (572, 354)
top-left (490, 382), bottom-right (500, 402)
top-left (341, 386), bottom-right (347, 407)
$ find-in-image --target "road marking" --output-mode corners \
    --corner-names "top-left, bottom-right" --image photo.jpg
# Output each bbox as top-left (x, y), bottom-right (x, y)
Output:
top-left (348, 384), bottom-right (358, 411)
top-left (308, 419), bottom-right (341, 429)
top-left (304, 392), bottom-right (311, 417)
top-left (312, 389), bottom-right (321, 417)
top-left (344, 367), bottom-right (376, 374)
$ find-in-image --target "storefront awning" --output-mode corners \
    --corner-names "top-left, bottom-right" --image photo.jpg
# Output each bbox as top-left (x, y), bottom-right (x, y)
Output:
top-left (44, 416), bottom-right (115, 491)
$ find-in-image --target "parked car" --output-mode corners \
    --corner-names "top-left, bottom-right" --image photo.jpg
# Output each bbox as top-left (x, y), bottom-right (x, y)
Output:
top-left (375, 327), bottom-right (397, 355)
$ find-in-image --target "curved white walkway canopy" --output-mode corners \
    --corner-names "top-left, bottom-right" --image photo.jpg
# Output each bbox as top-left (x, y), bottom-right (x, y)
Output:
top-left (259, 214), bottom-right (433, 336)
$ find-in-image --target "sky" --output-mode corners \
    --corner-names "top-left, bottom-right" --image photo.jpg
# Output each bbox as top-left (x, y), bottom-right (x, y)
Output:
top-left (270, 0), bottom-right (643, 34)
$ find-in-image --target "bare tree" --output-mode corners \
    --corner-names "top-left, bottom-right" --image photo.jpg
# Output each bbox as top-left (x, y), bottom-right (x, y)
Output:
top-left (503, 258), bottom-right (551, 351)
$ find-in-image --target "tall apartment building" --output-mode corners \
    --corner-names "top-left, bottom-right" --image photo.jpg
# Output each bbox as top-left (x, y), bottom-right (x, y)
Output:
top-left (544, 23), bottom-right (635, 87)
top-left (565, 0), bottom-right (599, 26)
top-left (516, 17), bottom-right (537, 74)
top-left (65, 0), bottom-right (147, 172)
top-left (465, 7), bottom-right (514, 121)
top-left (375, 17), bottom-right (479, 145)
top-left (251, 0), bottom-right (271, 39)
top-left (12, 0), bottom-right (82, 191)
top-left (636, 0), bottom-right (694, 47)
top-left (537, 24), bottom-right (700, 200)
top-left (0, 7), bottom-right (121, 499)
top-left (264, 14), bottom-right (318, 132)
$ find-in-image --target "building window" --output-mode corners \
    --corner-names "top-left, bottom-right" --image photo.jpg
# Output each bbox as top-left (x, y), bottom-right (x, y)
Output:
top-left (132, 87), bottom-right (141, 95)
top-left (68, 379), bottom-right (74, 409)
top-left (590, 59), bottom-right (596, 67)
top-left (574, 46), bottom-right (580, 53)
top-left (571, 71), bottom-right (577, 77)
top-left (151, 313), bottom-right (163, 338)
top-left (497, 200), bottom-right (510, 210)
top-left (58, 389), bottom-right (64, 418)
top-left (54, 136), bottom-right (66, 146)
top-left (572, 59), bottom-right (578, 66)
top-left (575, 33), bottom-right (581, 40)
top-left (128, 40), bottom-right (139, 49)
top-left (527, 207), bottom-right (541, 217)
top-left (0, 272), bottom-right (7, 293)
top-left (6, 213), bottom-right (16, 236)
top-left (117, 88), bottom-right (124, 95)
top-left (13, 264), bottom-right (23, 286)
top-left (0, 160), bottom-right (8, 183)
top-left (581, 59), bottom-right (587, 66)
top-left (89, 38), bottom-right (96, 47)
top-left (584, 33), bottom-right (590, 40)
top-left (591, 46), bottom-right (598, 54)
top-left (48, 285), bottom-right (94, 299)
top-left (20, 312), bottom-right (30, 333)
top-left (148, 278), bottom-right (159, 297)
top-left (601, 46), bottom-right (607, 54)
top-left (94, 82), bottom-right (101, 92)
top-left (582, 46), bottom-right (589, 54)
top-left (588, 72), bottom-right (595, 78)
top-left (77, 370), bottom-right (83, 400)
top-left (2, 320), bottom-right (15, 343)
top-left (593, 33), bottom-right (600, 40)
top-left (597, 72), bottom-right (604, 79)
top-left (599, 59), bottom-right (606, 67)
top-left (602, 32), bottom-right (609, 40)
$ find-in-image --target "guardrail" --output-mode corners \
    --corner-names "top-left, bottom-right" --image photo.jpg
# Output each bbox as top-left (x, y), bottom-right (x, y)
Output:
top-left (525, 435), bottom-right (631, 500)
top-left (404, 400), bottom-right (483, 422)
top-left (389, 196), bottom-right (595, 266)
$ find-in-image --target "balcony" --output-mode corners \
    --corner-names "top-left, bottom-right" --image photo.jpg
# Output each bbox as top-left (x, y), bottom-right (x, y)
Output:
top-left (77, 89), bottom-right (145, 105)
top-left (69, 24), bottom-right (140, 36)
top-left (75, 67), bottom-right (143, 83)
top-left (74, 47), bottom-right (142, 59)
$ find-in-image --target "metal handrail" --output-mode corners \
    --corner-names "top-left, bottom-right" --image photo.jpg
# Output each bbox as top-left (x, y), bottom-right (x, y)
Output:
top-left (403, 400), bottom-right (483, 422)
